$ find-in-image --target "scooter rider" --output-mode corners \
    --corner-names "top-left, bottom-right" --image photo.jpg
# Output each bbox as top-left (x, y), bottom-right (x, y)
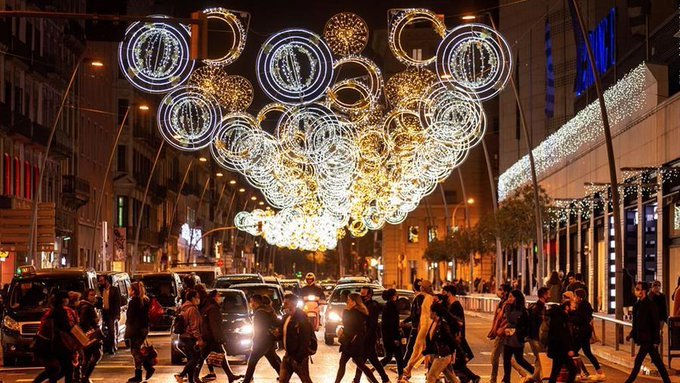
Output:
top-left (299, 273), bottom-right (325, 302)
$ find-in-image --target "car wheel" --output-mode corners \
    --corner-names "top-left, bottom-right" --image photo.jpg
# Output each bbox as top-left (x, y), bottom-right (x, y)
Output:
top-left (324, 335), bottom-right (334, 345)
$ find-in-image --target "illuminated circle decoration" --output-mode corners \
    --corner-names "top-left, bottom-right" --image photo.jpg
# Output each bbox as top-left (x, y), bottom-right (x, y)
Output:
top-left (327, 55), bottom-right (383, 115)
top-left (220, 75), bottom-right (255, 112)
top-left (188, 65), bottom-right (230, 101)
top-left (201, 8), bottom-right (249, 66)
top-left (323, 13), bottom-right (369, 57)
top-left (436, 23), bottom-right (512, 101)
top-left (384, 67), bottom-right (438, 108)
top-left (118, 16), bottom-right (194, 94)
top-left (157, 86), bottom-right (222, 151)
top-left (256, 29), bottom-right (335, 104)
top-left (388, 8), bottom-right (447, 67)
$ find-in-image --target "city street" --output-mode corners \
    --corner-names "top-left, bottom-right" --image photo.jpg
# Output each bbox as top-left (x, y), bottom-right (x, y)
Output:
top-left (0, 316), bottom-right (661, 383)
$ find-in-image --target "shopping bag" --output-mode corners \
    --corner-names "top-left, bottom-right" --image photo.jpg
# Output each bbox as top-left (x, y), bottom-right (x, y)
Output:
top-left (206, 351), bottom-right (226, 367)
top-left (538, 352), bottom-right (552, 381)
top-left (140, 341), bottom-right (158, 366)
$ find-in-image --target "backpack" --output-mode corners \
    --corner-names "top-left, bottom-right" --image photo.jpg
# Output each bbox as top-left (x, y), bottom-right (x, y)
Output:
top-left (172, 310), bottom-right (186, 335)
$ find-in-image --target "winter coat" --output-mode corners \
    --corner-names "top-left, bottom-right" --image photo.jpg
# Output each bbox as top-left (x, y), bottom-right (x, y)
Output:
top-left (546, 305), bottom-right (575, 359)
top-left (527, 300), bottom-right (546, 341)
top-left (77, 300), bottom-right (100, 332)
top-left (572, 300), bottom-right (594, 341)
top-left (650, 292), bottom-right (668, 323)
top-left (252, 305), bottom-right (278, 351)
top-left (340, 307), bottom-right (368, 357)
top-left (179, 301), bottom-right (202, 341)
top-left (280, 308), bottom-right (313, 362)
top-left (502, 304), bottom-right (529, 348)
top-left (200, 299), bottom-right (223, 347)
top-left (423, 318), bottom-right (457, 357)
top-left (381, 300), bottom-right (401, 346)
top-left (364, 298), bottom-right (382, 343)
top-left (404, 294), bottom-right (425, 330)
top-left (125, 296), bottom-right (150, 340)
top-left (630, 296), bottom-right (661, 345)
top-left (418, 293), bottom-right (435, 333)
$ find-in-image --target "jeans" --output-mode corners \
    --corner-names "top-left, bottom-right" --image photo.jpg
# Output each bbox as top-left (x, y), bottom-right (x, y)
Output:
top-left (380, 340), bottom-right (405, 377)
top-left (82, 344), bottom-right (103, 380)
top-left (129, 337), bottom-right (147, 370)
top-left (179, 338), bottom-right (202, 383)
top-left (527, 338), bottom-right (542, 380)
top-left (280, 354), bottom-right (313, 383)
top-left (425, 355), bottom-right (459, 383)
top-left (548, 353), bottom-right (576, 383)
top-left (334, 352), bottom-right (378, 383)
top-left (353, 341), bottom-right (390, 382)
top-left (577, 337), bottom-right (601, 371)
top-left (502, 345), bottom-right (534, 383)
top-left (243, 346), bottom-right (281, 383)
top-left (625, 343), bottom-right (671, 383)
top-left (489, 337), bottom-right (523, 383)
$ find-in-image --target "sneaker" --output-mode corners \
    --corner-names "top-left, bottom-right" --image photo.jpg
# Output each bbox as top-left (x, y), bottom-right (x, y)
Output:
top-left (576, 374), bottom-right (590, 382)
top-left (589, 373), bottom-right (606, 382)
top-left (173, 374), bottom-right (184, 383)
top-left (201, 374), bottom-right (217, 382)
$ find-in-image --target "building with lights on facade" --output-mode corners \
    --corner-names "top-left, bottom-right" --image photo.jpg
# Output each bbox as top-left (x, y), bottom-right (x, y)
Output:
top-left (497, 0), bottom-right (680, 313)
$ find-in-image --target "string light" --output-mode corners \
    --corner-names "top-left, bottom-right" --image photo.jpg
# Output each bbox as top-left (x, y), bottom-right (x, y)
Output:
top-left (387, 8), bottom-right (447, 67)
top-left (323, 13), bottom-right (369, 57)
top-left (157, 86), bottom-right (222, 151)
top-left (200, 8), bottom-right (249, 67)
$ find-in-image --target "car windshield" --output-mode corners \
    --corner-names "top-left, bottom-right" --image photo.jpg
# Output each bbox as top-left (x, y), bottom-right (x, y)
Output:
top-left (9, 277), bottom-right (87, 309)
top-left (233, 286), bottom-right (282, 312)
top-left (215, 276), bottom-right (261, 288)
top-left (142, 277), bottom-right (176, 307)
top-left (219, 291), bottom-right (248, 314)
top-left (329, 286), bottom-right (384, 304)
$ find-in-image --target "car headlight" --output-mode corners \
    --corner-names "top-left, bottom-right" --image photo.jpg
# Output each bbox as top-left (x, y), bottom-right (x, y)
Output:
top-left (306, 295), bottom-right (318, 302)
top-left (3, 316), bottom-right (20, 332)
top-left (235, 323), bottom-right (253, 335)
top-left (296, 300), bottom-right (303, 309)
top-left (328, 311), bottom-right (342, 323)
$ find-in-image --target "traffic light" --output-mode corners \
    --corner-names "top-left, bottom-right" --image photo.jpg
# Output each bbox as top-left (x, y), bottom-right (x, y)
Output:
top-left (190, 11), bottom-right (208, 60)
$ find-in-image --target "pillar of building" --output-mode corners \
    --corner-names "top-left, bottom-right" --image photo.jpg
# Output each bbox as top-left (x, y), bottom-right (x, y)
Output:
top-left (588, 196), bottom-right (596, 305)
top-left (637, 184), bottom-right (643, 281)
top-left (566, 218), bottom-right (571, 273)
top-left (577, 206), bottom-right (582, 275)
top-left (657, 171), bottom-right (664, 291)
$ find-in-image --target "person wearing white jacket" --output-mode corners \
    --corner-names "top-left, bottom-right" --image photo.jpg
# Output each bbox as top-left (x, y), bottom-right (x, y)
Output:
top-left (402, 279), bottom-right (435, 380)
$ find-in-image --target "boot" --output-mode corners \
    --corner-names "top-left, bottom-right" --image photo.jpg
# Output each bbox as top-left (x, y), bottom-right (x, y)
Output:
top-left (127, 369), bottom-right (143, 383)
top-left (143, 361), bottom-right (156, 380)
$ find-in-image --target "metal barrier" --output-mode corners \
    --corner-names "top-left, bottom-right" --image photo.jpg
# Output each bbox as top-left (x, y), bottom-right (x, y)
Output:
top-left (592, 313), bottom-right (635, 356)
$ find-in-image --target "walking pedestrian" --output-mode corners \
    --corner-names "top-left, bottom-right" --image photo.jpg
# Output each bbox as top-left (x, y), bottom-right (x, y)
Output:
top-left (380, 289), bottom-right (405, 379)
top-left (423, 303), bottom-right (460, 383)
top-left (98, 275), bottom-right (121, 355)
top-left (125, 281), bottom-right (153, 383)
top-left (527, 287), bottom-right (549, 382)
top-left (199, 290), bottom-right (243, 383)
top-left (78, 288), bottom-right (103, 383)
top-left (572, 289), bottom-right (605, 381)
top-left (487, 284), bottom-right (525, 383)
top-left (546, 300), bottom-right (577, 383)
top-left (442, 285), bottom-right (479, 383)
top-left (334, 293), bottom-right (379, 383)
top-left (243, 294), bottom-right (282, 383)
top-left (624, 281), bottom-right (672, 383)
top-left (32, 290), bottom-right (77, 383)
top-left (174, 289), bottom-right (203, 383)
top-left (650, 280), bottom-right (668, 336)
top-left (566, 274), bottom-right (586, 293)
top-left (500, 290), bottom-right (534, 383)
top-left (402, 280), bottom-right (435, 380)
top-left (278, 293), bottom-right (315, 383)
top-left (546, 272), bottom-right (563, 304)
top-left (672, 277), bottom-right (680, 317)
top-left (353, 286), bottom-right (390, 383)
top-left (401, 278), bottom-right (424, 365)
top-left (193, 284), bottom-right (218, 382)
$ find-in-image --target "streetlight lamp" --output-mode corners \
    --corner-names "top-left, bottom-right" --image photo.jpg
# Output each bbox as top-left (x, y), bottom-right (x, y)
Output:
top-left (452, 198), bottom-right (475, 229)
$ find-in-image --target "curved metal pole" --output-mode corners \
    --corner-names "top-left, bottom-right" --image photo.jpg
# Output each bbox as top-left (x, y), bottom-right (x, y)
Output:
top-left (132, 140), bottom-right (165, 275)
top-left (482, 138), bottom-right (504, 286)
top-left (187, 177), bottom-right (211, 263)
top-left (89, 105), bottom-right (130, 270)
top-left (571, 0), bottom-right (624, 325)
top-left (29, 58), bottom-right (81, 266)
top-left (167, 159), bottom-right (194, 264)
top-left (220, 190), bottom-right (237, 250)
top-left (231, 194), bottom-right (251, 270)
top-left (456, 169), bottom-right (474, 286)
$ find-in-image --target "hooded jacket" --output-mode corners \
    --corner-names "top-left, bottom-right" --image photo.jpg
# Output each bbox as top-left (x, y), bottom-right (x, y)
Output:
top-left (180, 300), bottom-right (202, 341)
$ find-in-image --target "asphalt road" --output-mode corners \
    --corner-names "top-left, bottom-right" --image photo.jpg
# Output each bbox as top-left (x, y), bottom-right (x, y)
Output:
top-left (0, 316), bottom-right (665, 382)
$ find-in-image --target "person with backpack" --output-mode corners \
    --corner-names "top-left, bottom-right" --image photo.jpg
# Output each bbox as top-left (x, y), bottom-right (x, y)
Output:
top-left (546, 299), bottom-right (577, 383)
top-left (279, 293), bottom-right (315, 383)
top-left (243, 294), bottom-right (282, 383)
top-left (198, 290), bottom-right (243, 383)
top-left (333, 293), bottom-right (379, 383)
top-left (500, 290), bottom-right (534, 383)
top-left (126, 281), bottom-right (153, 383)
top-left (78, 288), bottom-right (103, 383)
top-left (527, 287), bottom-right (549, 382)
top-left (173, 289), bottom-right (203, 383)
top-left (572, 288), bottom-right (606, 381)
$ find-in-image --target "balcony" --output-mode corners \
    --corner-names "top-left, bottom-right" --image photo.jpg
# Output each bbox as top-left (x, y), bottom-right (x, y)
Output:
top-left (62, 175), bottom-right (90, 209)
top-left (127, 226), bottom-right (161, 246)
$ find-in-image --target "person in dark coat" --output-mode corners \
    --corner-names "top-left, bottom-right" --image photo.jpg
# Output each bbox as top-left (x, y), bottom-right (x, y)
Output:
top-left (79, 288), bottom-right (103, 383)
top-left (624, 282), bottom-right (672, 383)
top-left (125, 281), bottom-right (153, 383)
top-left (401, 278), bottom-right (424, 364)
top-left (243, 294), bottom-right (281, 383)
top-left (501, 290), bottom-right (534, 383)
top-left (650, 280), bottom-right (669, 331)
top-left (278, 293), bottom-right (314, 383)
top-left (197, 289), bottom-right (242, 383)
top-left (334, 293), bottom-right (379, 383)
top-left (547, 300), bottom-right (577, 383)
top-left (98, 275), bottom-right (121, 355)
top-left (32, 290), bottom-right (77, 383)
top-left (443, 285), bottom-right (480, 383)
top-left (353, 286), bottom-right (389, 383)
top-left (423, 303), bottom-right (459, 383)
top-left (379, 289), bottom-right (405, 378)
top-left (572, 288), bottom-right (605, 380)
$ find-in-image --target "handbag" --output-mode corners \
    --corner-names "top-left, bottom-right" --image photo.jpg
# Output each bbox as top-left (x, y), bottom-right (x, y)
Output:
top-left (149, 298), bottom-right (165, 325)
top-left (140, 341), bottom-right (158, 366)
top-left (206, 351), bottom-right (226, 367)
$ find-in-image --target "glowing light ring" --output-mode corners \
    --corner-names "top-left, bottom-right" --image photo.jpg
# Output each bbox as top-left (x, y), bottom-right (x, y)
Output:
top-left (276, 103), bottom-right (340, 160)
top-left (256, 29), bottom-right (334, 104)
top-left (210, 113), bottom-right (259, 170)
top-left (388, 9), bottom-right (447, 67)
top-left (118, 17), bottom-right (194, 94)
top-left (157, 86), bottom-right (221, 151)
top-left (436, 23), bottom-right (512, 101)
top-left (323, 13), bottom-right (369, 57)
top-left (328, 55), bottom-right (383, 114)
top-left (201, 8), bottom-right (248, 66)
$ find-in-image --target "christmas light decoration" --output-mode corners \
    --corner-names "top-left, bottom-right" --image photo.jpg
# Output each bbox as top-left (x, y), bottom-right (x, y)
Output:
top-left (323, 13), bottom-right (369, 57)
top-left (200, 8), bottom-right (249, 66)
top-left (118, 16), bottom-right (194, 94)
top-left (388, 8), bottom-right (447, 67)
top-left (157, 86), bottom-right (222, 151)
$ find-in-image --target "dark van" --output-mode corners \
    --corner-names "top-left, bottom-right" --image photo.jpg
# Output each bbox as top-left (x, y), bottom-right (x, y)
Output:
top-left (1, 267), bottom-right (97, 366)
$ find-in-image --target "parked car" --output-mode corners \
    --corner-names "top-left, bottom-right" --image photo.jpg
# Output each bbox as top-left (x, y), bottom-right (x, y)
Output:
top-left (1, 266), bottom-right (98, 366)
top-left (336, 276), bottom-right (372, 285)
top-left (214, 274), bottom-right (264, 289)
top-left (280, 279), bottom-right (301, 294)
top-left (263, 276), bottom-right (281, 286)
top-left (319, 280), bottom-right (336, 298)
top-left (171, 289), bottom-right (252, 364)
top-left (96, 271), bottom-right (131, 351)
top-left (139, 272), bottom-right (183, 331)
top-left (229, 283), bottom-right (285, 318)
top-left (168, 265), bottom-right (222, 288)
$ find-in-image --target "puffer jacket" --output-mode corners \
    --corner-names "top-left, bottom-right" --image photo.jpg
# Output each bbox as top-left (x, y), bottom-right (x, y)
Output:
top-left (180, 301), bottom-right (202, 341)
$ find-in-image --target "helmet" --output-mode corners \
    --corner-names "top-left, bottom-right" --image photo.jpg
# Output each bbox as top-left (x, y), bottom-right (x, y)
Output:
top-left (305, 273), bottom-right (316, 285)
